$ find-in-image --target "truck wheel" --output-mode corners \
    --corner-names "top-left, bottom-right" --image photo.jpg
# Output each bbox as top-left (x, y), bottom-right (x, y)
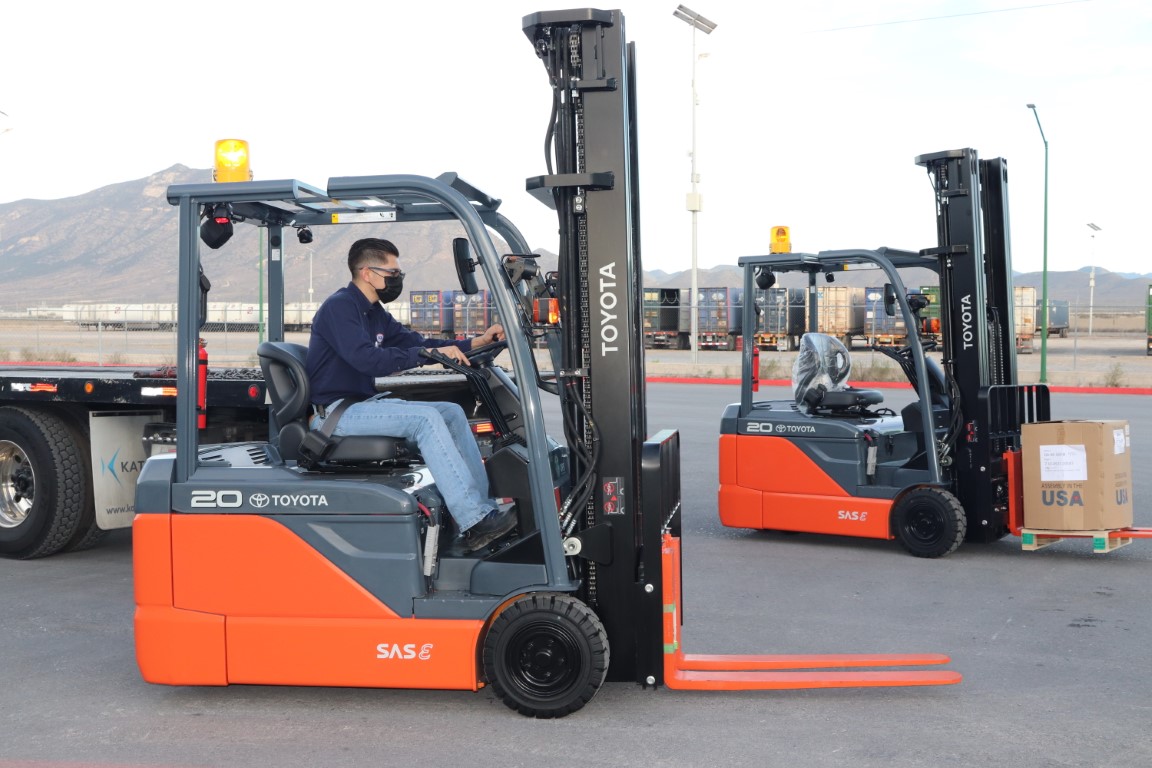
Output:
top-left (57, 418), bottom-right (101, 553)
top-left (63, 520), bottom-right (108, 553)
top-left (1059, 328), bottom-right (1068, 339)
top-left (0, 408), bottom-right (89, 559)
top-left (892, 487), bottom-right (966, 558)
top-left (483, 593), bottom-right (609, 718)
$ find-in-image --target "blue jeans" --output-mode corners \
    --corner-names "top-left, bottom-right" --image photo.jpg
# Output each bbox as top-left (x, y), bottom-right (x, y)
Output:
top-left (314, 396), bottom-right (494, 531)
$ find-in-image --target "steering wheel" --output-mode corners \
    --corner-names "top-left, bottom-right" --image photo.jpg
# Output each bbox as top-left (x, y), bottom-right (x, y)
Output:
top-left (874, 337), bottom-right (937, 359)
top-left (464, 339), bottom-right (508, 367)
top-left (419, 338), bottom-right (508, 370)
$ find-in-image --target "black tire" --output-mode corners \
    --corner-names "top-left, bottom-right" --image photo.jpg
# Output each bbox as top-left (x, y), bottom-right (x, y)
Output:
top-left (63, 519), bottom-right (108, 553)
top-left (891, 486), bottom-right (966, 558)
top-left (0, 407), bottom-right (89, 559)
top-left (482, 593), bottom-right (609, 718)
top-left (57, 418), bottom-right (102, 553)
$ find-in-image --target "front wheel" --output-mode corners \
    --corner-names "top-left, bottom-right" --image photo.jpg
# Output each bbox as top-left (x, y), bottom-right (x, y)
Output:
top-left (892, 487), bottom-right (966, 558)
top-left (482, 593), bottom-right (609, 718)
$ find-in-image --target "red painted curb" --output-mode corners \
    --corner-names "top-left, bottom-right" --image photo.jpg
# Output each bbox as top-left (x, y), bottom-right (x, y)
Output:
top-left (646, 377), bottom-right (1152, 395)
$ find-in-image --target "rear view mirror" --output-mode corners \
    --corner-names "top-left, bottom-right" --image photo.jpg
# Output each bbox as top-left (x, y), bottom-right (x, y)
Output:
top-left (198, 266), bottom-right (212, 329)
top-left (883, 283), bottom-right (897, 317)
top-left (453, 237), bottom-right (479, 295)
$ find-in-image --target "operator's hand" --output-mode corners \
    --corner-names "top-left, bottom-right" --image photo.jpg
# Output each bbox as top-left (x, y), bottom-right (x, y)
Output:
top-left (474, 323), bottom-right (505, 347)
top-left (427, 344), bottom-right (472, 366)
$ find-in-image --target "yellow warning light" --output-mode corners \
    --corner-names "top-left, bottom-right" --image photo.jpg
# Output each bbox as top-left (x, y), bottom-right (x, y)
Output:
top-left (769, 225), bottom-right (791, 254)
top-left (213, 139), bottom-right (252, 182)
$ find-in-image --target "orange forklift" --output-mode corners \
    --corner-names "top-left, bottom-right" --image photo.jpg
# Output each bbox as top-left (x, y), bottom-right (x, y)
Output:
top-left (133, 8), bottom-right (959, 717)
top-left (719, 149), bottom-right (1149, 556)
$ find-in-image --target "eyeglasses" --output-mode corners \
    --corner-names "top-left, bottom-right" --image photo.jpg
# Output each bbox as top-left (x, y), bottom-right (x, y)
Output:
top-left (365, 266), bottom-right (405, 279)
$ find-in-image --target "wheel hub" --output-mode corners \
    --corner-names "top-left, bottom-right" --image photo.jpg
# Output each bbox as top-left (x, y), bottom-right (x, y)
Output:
top-left (0, 439), bottom-right (35, 528)
top-left (907, 506), bottom-right (942, 542)
top-left (508, 621), bottom-right (580, 697)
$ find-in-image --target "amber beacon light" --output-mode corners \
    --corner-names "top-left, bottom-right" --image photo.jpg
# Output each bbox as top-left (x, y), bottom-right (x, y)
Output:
top-left (213, 139), bottom-right (252, 182)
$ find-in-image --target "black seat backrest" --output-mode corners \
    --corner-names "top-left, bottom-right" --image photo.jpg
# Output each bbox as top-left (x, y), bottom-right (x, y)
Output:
top-left (257, 341), bottom-right (312, 425)
top-left (256, 340), bottom-right (409, 468)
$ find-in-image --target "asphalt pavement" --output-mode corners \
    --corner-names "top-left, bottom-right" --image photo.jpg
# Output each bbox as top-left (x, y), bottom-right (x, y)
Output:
top-left (1, 384), bottom-right (1150, 767)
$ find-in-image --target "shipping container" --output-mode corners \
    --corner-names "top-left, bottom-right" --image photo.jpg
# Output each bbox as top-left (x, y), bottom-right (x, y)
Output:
top-left (452, 290), bottom-right (494, 339)
top-left (409, 289), bottom-right (456, 339)
top-left (752, 287), bottom-right (804, 352)
top-left (643, 288), bottom-right (686, 349)
top-left (864, 286), bottom-right (908, 347)
top-left (808, 285), bottom-right (865, 347)
top-left (694, 287), bottom-right (743, 350)
top-left (1014, 285), bottom-right (1037, 354)
top-left (1039, 298), bottom-right (1070, 337)
top-left (1146, 284), bottom-right (1151, 355)
top-left (915, 285), bottom-right (942, 342)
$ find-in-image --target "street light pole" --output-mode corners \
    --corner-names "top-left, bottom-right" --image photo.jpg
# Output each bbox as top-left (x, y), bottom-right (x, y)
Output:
top-left (307, 248), bottom-right (315, 306)
top-left (1087, 223), bottom-right (1101, 336)
top-left (1026, 104), bottom-right (1049, 384)
top-left (674, 5), bottom-right (717, 365)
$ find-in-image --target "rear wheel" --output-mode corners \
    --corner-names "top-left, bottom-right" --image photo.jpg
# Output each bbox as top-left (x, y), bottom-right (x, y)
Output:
top-left (0, 407), bottom-right (89, 559)
top-left (58, 418), bottom-right (101, 553)
top-left (483, 593), bottom-right (609, 718)
top-left (892, 487), bottom-right (966, 558)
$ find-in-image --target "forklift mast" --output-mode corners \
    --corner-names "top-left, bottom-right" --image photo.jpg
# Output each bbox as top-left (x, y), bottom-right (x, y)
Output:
top-left (523, 9), bottom-right (675, 685)
top-left (916, 149), bottom-right (1017, 392)
top-left (915, 148), bottom-right (1039, 541)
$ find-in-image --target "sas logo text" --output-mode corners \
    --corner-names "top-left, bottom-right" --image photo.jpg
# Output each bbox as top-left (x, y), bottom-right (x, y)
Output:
top-left (837, 510), bottom-right (869, 522)
top-left (376, 643), bottom-right (433, 661)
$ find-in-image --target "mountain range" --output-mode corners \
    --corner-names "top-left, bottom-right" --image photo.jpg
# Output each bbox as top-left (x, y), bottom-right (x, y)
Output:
top-left (1, 166), bottom-right (1148, 309)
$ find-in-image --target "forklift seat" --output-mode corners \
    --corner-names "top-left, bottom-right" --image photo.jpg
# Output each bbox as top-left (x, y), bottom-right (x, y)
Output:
top-left (257, 341), bottom-right (410, 468)
top-left (793, 333), bottom-right (884, 414)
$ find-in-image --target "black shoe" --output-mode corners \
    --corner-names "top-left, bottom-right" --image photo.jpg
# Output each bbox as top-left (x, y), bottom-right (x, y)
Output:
top-left (459, 506), bottom-right (517, 553)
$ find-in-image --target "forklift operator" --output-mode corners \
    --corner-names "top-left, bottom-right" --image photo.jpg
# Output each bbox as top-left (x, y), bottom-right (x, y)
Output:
top-left (305, 237), bottom-right (516, 553)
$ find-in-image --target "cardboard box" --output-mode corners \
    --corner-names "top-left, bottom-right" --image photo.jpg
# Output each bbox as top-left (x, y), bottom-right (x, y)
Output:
top-left (1022, 420), bottom-right (1133, 531)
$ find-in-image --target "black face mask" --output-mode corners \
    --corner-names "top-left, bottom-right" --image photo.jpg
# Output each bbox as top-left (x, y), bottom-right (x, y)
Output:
top-left (376, 274), bottom-right (404, 304)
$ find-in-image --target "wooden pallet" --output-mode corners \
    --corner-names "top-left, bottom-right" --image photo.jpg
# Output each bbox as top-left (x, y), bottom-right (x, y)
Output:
top-left (1020, 528), bottom-right (1133, 553)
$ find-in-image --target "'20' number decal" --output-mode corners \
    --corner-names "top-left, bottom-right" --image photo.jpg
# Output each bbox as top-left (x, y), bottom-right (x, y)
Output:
top-left (190, 490), bottom-right (243, 508)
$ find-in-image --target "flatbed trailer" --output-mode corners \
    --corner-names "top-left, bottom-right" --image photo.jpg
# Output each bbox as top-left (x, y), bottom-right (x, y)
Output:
top-left (0, 362), bottom-right (269, 558)
top-left (0, 360), bottom-right (474, 559)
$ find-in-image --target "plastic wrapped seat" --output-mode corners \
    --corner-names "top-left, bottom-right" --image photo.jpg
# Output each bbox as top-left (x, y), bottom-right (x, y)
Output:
top-left (792, 333), bottom-right (883, 413)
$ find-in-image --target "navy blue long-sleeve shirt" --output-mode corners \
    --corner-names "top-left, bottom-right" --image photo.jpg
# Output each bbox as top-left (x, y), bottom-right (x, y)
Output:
top-left (306, 284), bottom-right (471, 406)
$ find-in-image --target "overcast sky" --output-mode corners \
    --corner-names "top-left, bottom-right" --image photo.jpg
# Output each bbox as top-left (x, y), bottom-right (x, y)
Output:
top-left (1, 1), bottom-right (1147, 277)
